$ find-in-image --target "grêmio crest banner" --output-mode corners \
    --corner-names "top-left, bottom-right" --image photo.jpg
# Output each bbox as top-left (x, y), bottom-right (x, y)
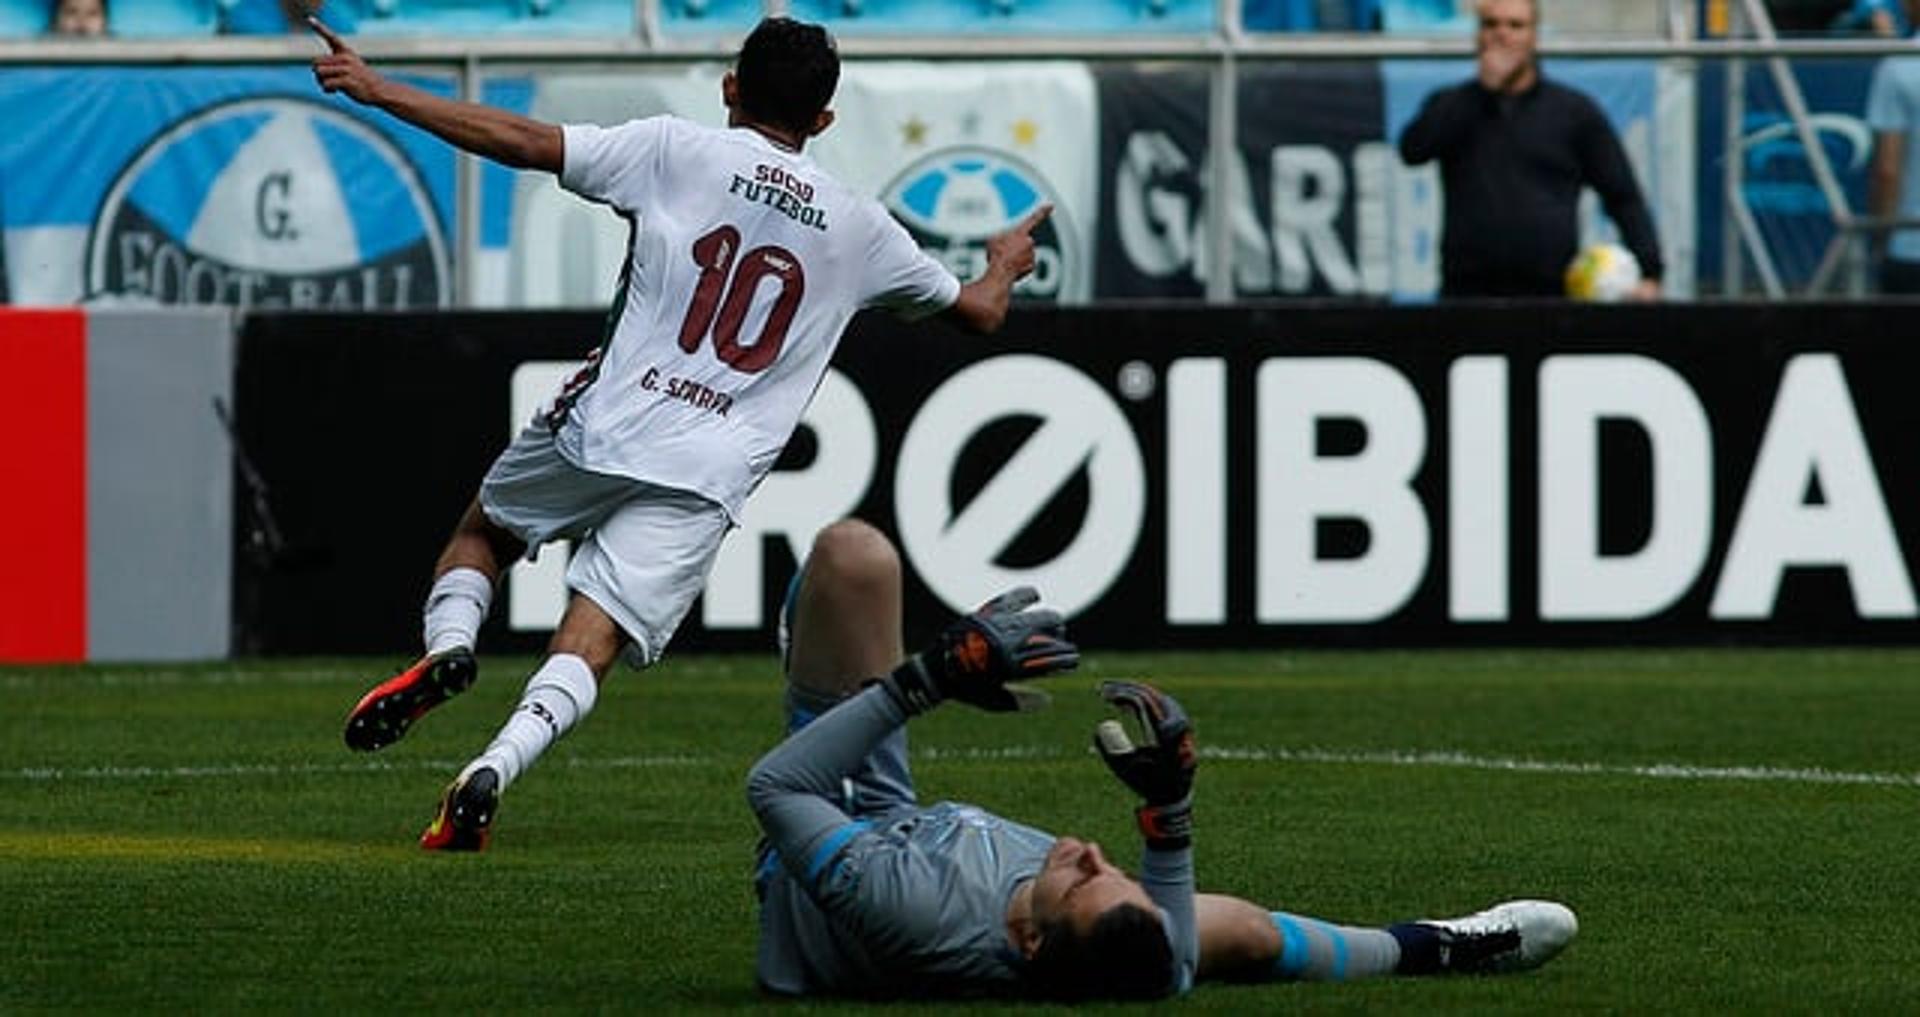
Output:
top-left (0, 66), bottom-right (458, 309)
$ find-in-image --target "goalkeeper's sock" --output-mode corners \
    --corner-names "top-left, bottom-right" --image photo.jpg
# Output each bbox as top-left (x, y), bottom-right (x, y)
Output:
top-left (465, 654), bottom-right (598, 790)
top-left (1266, 911), bottom-right (1403, 981)
top-left (423, 567), bottom-right (492, 657)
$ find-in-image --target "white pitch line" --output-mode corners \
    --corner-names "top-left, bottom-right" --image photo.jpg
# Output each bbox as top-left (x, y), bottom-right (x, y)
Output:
top-left (0, 668), bottom-right (378, 689)
top-left (925, 744), bottom-right (1920, 787)
top-left (1193, 746), bottom-right (1920, 788)
top-left (9, 745), bottom-right (1919, 789)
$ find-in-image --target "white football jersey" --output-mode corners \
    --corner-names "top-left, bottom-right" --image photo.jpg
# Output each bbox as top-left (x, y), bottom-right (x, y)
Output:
top-left (545, 115), bottom-right (961, 521)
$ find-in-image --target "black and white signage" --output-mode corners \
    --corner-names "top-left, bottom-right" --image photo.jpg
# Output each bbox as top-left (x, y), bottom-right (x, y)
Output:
top-left (1096, 63), bottom-right (1406, 301)
top-left (236, 303), bottom-right (1920, 655)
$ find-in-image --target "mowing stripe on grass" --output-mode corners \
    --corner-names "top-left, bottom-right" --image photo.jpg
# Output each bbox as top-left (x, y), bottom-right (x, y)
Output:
top-left (10, 746), bottom-right (1920, 789)
top-left (6, 754), bottom-right (709, 782)
top-left (0, 830), bottom-right (384, 864)
top-left (0, 667), bottom-right (382, 688)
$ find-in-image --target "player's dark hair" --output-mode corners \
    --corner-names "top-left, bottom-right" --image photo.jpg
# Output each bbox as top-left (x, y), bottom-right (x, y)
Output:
top-left (1027, 902), bottom-right (1175, 1001)
top-left (734, 17), bottom-right (839, 139)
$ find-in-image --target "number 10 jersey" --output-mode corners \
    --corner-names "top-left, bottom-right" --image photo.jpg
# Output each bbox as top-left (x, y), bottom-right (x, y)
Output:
top-left (549, 115), bottom-right (963, 522)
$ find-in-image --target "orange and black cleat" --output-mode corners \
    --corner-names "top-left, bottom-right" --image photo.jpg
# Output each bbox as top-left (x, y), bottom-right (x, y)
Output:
top-left (419, 766), bottom-right (500, 852)
top-left (343, 647), bottom-right (477, 752)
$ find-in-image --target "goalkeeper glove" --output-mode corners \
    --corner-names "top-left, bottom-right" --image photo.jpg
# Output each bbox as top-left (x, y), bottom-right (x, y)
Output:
top-left (879, 587), bottom-right (1079, 715)
top-left (1094, 680), bottom-right (1196, 851)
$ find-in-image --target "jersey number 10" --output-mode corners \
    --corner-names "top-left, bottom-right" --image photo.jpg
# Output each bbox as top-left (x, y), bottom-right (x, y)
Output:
top-left (677, 224), bottom-right (806, 375)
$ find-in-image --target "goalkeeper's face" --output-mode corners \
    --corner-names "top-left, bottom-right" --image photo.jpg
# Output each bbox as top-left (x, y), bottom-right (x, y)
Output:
top-left (1027, 837), bottom-right (1157, 940)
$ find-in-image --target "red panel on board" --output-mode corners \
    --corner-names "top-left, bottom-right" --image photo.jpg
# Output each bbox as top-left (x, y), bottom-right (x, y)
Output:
top-left (0, 310), bottom-right (87, 662)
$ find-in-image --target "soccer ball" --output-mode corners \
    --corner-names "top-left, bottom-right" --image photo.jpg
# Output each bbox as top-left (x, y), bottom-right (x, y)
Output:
top-left (1564, 243), bottom-right (1642, 302)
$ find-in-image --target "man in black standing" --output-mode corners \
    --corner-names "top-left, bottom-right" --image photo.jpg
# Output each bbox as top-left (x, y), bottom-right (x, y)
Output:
top-left (1398, 0), bottom-right (1663, 299)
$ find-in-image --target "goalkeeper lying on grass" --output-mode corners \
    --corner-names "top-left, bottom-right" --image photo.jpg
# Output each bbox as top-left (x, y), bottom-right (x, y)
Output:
top-left (745, 520), bottom-right (1578, 1000)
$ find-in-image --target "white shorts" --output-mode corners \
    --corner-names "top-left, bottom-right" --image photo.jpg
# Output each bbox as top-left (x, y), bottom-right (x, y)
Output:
top-left (479, 424), bottom-right (732, 667)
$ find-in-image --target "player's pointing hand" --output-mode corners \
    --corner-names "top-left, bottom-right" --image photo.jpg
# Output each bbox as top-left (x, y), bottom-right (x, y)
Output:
top-left (1013, 203), bottom-right (1053, 236)
top-left (309, 17), bottom-right (386, 106)
top-left (983, 203), bottom-right (1052, 282)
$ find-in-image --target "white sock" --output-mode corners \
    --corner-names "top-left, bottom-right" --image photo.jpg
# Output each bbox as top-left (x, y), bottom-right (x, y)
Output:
top-left (423, 567), bottom-right (493, 657)
top-left (463, 653), bottom-right (599, 790)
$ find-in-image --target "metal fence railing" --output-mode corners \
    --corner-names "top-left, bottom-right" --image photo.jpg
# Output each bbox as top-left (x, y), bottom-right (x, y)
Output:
top-left (5, 0), bottom-right (1918, 304)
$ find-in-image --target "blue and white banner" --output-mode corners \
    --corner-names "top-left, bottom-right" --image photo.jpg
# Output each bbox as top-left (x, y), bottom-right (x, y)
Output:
top-left (1695, 58), bottom-right (1879, 291)
top-left (494, 63), bottom-right (1099, 308)
top-left (0, 66), bottom-right (459, 308)
top-left (0, 59), bottom-right (1689, 307)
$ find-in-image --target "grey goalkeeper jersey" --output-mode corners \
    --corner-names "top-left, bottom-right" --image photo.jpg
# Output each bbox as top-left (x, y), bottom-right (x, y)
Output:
top-left (750, 685), bottom-right (1198, 999)
top-left (757, 799), bottom-right (1053, 997)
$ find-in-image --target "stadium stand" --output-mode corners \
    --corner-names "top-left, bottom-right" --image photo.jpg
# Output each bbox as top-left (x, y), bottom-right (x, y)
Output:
top-left (770, 0), bottom-right (1214, 35)
top-left (219, 0), bottom-right (635, 36)
top-left (1242, 0), bottom-right (1380, 31)
top-left (1378, 0), bottom-right (1467, 32)
top-left (1766, 0), bottom-right (1856, 32)
top-left (1377, 0), bottom-right (1663, 36)
top-left (2, 0), bottom-right (1658, 39)
top-left (122, 0), bottom-right (221, 34)
top-left (0, 0), bottom-right (41, 35)
top-left (218, 0), bottom-right (347, 33)
top-left (28, 0), bottom-right (223, 36)
top-left (657, 0), bottom-right (761, 32)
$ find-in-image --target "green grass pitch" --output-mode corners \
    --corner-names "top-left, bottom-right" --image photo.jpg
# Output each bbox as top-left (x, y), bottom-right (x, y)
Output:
top-left (7, 648), bottom-right (1920, 1013)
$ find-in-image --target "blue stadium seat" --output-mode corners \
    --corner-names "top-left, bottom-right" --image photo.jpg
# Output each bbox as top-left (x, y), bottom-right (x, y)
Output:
top-left (1242, 0), bottom-right (1379, 31)
top-left (219, 0), bottom-right (357, 33)
top-left (0, 0), bottom-right (43, 36)
top-left (114, 0), bottom-right (221, 36)
top-left (785, 0), bottom-right (1212, 34)
top-left (308, 0), bottom-right (633, 35)
top-left (657, 0), bottom-right (761, 34)
top-left (519, 0), bottom-right (633, 33)
top-left (1379, 0), bottom-right (1468, 32)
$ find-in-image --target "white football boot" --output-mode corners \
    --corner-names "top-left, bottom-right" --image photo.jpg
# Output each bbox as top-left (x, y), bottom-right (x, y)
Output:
top-left (1418, 900), bottom-right (1578, 974)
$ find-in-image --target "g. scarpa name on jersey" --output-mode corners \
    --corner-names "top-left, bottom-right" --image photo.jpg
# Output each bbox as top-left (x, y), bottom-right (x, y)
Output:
top-left (729, 168), bottom-right (828, 231)
top-left (641, 365), bottom-right (735, 417)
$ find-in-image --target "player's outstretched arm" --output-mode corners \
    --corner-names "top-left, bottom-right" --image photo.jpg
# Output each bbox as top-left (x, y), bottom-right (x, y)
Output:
top-left (308, 17), bottom-right (562, 173)
top-left (1096, 680), bottom-right (1195, 851)
top-left (1096, 680), bottom-right (1200, 993)
top-left (747, 588), bottom-right (1073, 903)
top-left (745, 684), bottom-right (898, 891)
top-left (944, 204), bottom-right (1051, 335)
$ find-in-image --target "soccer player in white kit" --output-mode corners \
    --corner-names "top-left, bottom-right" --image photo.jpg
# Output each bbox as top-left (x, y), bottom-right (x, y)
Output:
top-left (308, 16), bottom-right (1051, 850)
